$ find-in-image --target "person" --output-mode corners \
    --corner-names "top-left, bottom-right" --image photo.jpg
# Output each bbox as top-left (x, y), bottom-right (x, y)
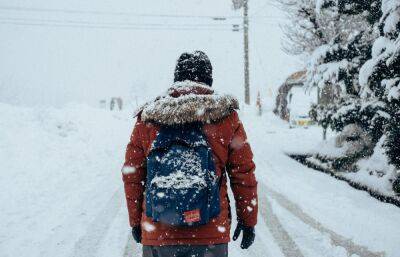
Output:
top-left (122, 51), bottom-right (258, 257)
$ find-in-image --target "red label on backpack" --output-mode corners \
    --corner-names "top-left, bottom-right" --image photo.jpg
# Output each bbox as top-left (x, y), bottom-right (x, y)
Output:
top-left (184, 209), bottom-right (201, 223)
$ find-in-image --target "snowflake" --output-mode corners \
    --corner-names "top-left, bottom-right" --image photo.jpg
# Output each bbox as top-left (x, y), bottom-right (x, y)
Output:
top-left (142, 221), bottom-right (156, 232)
top-left (217, 226), bottom-right (226, 233)
top-left (121, 166), bottom-right (136, 175)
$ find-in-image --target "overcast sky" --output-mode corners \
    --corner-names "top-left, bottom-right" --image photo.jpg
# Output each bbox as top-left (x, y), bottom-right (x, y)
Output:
top-left (0, 0), bottom-right (301, 108)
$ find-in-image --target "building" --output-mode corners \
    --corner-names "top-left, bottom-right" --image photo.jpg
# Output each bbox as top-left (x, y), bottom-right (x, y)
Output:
top-left (273, 71), bottom-right (307, 121)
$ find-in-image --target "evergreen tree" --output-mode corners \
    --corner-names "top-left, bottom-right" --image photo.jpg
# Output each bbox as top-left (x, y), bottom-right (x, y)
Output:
top-left (305, 0), bottom-right (381, 138)
top-left (359, 0), bottom-right (400, 171)
top-left (308, 0), bottom-right (379, 94)
top-left (282, 0), bottom-right (400, 191)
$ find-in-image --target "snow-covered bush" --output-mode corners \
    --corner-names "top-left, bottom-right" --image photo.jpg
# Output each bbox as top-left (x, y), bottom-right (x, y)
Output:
top-left (310, 96), bottom-right (388, 143)
top-left (308, 123), bottom-right (374, 172)
top-left (330, 97), bottom-right (388, 142)
top-left (383, 117), bottom-right (400, 194)
top-left (344, 136), bottom-right (399, 196)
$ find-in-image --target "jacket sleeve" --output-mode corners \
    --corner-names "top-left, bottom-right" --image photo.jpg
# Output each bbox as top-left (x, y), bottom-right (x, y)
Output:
top-left (122, 117), bottom-right (147, 227)
top-left (226, 111), bottom-right (258, 227)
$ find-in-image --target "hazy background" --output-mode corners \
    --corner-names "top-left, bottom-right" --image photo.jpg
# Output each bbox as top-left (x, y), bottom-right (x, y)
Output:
top-left (0, 0), bottom-right (301, 108)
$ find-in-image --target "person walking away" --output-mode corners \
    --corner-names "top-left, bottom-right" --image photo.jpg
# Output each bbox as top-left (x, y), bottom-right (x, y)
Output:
top-left (122, 51), bottom-right (258, 257)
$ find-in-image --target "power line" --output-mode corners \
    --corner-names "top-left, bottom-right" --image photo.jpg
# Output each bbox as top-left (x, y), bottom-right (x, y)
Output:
top-left (0, 16), bottom-right (239, 28)
top-left (0, 5), bottom-right (285, 21)
top-left (0, 5), bottom-right (243, 19)
top-left (0, 5), bottom-right (285, 33)
top-left (0, 20), bottom-right (239, 31)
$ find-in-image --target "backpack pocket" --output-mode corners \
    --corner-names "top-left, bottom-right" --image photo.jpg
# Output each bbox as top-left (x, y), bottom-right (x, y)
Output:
top-left (149, 186), bottom-right (211, 226)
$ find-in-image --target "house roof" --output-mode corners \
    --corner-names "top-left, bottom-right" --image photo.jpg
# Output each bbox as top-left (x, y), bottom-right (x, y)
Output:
top-left (286, 70), bottom-right (306, 85)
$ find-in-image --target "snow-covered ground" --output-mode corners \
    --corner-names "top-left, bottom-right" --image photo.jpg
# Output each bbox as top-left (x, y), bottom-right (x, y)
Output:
top-left (1, 102), bottom-right (399, 257)
top-left (1, 1), bottom-right (399, 257)
top-left (0, 103), bottom-right (131, 257)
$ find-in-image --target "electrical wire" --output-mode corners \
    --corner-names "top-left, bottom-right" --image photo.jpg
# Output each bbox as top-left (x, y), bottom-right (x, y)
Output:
top-left (0, 16), bottom-right (239, 28)
top-left (0, 4), bottom-right (285, 31)
top-left (0, 5), bottom-right (243, 19)
top-left (0, 5), bottom-right (285, 21)
top-left (0, 20), bottom-right (240, 31)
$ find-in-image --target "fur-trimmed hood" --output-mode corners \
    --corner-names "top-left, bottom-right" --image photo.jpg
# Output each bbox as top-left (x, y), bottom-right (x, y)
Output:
top-left (136, 81), bottom-right (239, 125)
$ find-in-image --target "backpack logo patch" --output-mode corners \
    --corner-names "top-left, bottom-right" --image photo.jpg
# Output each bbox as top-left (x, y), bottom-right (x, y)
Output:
top-left (184, 209), bottom-right (201, 223)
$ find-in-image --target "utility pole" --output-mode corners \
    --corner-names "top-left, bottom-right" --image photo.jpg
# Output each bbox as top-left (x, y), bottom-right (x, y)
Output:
top-left (243, 0), bottom-right (250, 105)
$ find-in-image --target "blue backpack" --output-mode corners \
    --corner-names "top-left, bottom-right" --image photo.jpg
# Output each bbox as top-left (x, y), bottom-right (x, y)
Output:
top-left (145, 123), bottom-right (220, 226)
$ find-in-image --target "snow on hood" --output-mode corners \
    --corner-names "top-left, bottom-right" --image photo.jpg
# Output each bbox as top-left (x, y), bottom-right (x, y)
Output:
top-left (135, 80), bottom-right (239, 125)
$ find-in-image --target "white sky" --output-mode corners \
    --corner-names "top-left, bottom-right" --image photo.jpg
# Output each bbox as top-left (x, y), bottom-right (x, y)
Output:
top-left (0, 0), bottom-right (302, 107)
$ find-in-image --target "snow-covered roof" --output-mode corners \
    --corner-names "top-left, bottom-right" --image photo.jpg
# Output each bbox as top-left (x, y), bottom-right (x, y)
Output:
top-left (285, 70), bottom-right (307, 85)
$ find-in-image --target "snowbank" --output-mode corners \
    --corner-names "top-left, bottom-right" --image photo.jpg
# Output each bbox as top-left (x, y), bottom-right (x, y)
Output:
top-left (0, 103), bottom-right (134, 257)
top-left (294, 129), bottom-right (400, 201)
top-left (343, 137), bottom-right (398, 197)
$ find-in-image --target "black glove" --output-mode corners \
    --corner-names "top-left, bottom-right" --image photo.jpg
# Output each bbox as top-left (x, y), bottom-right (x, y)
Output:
top-left (132, 226), bottom-right (142, 243)
top-left (233, 223), bottom-right (255, 249)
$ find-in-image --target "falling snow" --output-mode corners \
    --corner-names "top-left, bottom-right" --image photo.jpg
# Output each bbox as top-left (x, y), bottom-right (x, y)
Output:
top-left (142, 221), bottom-right (156, 232)
top-left (217, 226), bottom-right (226, 233)
top-left (121, 165), bottom-right (136, 175)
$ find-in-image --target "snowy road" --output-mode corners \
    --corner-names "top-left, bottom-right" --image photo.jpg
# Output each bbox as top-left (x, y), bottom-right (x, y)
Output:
top-left (121, 180), bottom-right (385, 257)
top-left (261, 183), bottom-right (384, 257)
top-left (72, 189), bottom-right (124, 257)
top-left (1, 104), bottom-right (400, 257)
top-left (121, 184), bottom-right (384, 257)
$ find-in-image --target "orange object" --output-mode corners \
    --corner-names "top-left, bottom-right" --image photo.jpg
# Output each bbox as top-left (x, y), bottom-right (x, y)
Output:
top-left (184, 210), bottom-right (201, 223)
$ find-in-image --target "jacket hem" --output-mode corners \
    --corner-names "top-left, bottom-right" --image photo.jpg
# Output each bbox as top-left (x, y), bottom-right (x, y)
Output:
top-left (141, 237), bottom-right (230, 246)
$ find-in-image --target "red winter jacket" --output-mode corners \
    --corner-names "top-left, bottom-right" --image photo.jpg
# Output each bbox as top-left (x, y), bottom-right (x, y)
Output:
top-left (122, 81), bottom-right (258, 246)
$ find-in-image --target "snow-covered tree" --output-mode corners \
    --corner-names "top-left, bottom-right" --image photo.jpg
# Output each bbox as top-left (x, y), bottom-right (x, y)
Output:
top-left (304, 0), bottom-right (382, 143)
top-left (276, 0), bottom-right (330, 56)
top-left (284, 0), bottom-right (400, 191)
top-left (309, 0), bottom-right (400, 191)
top-left (307, 0), bottom-right (379, 95)
top-left (359, 0), bottom-right (400, 170)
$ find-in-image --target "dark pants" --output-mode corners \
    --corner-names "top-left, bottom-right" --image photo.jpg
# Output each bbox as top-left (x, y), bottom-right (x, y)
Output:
top-left (142, 244), bottom-right (228, 257)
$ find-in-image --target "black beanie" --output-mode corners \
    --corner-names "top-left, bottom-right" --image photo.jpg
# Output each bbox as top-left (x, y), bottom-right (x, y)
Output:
top-left (174, 51), bottom-right (213, 87)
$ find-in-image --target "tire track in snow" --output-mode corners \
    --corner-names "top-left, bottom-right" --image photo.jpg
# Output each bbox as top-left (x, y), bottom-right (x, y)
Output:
top-left (260, 177), bottom-right (385, 257)
top-left (121, 162), bottom-right (382, 257)
top-left (72, 189), bottom-right (124, 257)
top-left (259, 187), bottom-right (305, 257)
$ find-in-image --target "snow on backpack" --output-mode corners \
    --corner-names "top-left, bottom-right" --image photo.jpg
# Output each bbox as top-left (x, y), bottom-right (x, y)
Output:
top-left (145, 123), bottom-right (220, 226)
